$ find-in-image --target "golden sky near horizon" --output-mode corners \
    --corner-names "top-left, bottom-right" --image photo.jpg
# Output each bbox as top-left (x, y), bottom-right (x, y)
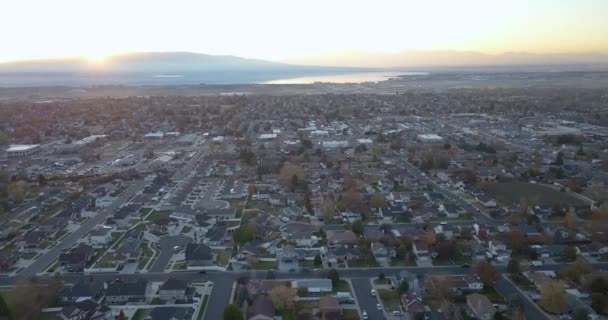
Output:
top-left (1, 0), bottom-right (607, 63)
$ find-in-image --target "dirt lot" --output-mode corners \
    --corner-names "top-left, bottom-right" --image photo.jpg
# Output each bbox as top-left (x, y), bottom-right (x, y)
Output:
top-left (480, 182), bottom-right (589, 206)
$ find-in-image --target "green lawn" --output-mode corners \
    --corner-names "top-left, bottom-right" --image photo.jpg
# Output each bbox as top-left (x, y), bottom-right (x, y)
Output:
top-left (390, 257), bottom-right (417, 266)
top-left (138, 257), bottom-right (150, 270)
top-left (214, 250), bottom-right (231, 266)
top-left (132, 309), bottom-right (145, 320)
top-left (482, 286), bottom-right (506, 303)
top-left (253, 261), bottom-right (275, 270)
top-left (182, 226), bottom-right (192, 234)
top-left (146, 210), bottom-right (172, 222)
top-left (333, 279), bottom-right (352, 293)
top-left (342, 309), bottom-right (360, 320)
top-left (277, 308), bottom-right (296, 320)
top-left (378, 289), bottom-right (401, 312)
top-left (197, 295), bottom-right (209, 320)
top-left (481, 182), bottom-right (588, 207)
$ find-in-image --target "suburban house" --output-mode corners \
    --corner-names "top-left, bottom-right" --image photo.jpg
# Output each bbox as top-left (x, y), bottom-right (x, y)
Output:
top-left (185, 243), bottom-right (214, 266)
top-left (476, 194), bottom-right (497, 208)
top-left (276, 245), bottom-right (300, 272)
top-left (59, 244), bottom-right (94, 272)
top-left (371, 242), bottom-right (396, 263)
top-left (291, 279), bottom-right (332, 296)
top-left (87, 227), bottom-right (114, 248)
top-left (413, 240), bottom-right (432, 265)
top-left (401, 291), bottom-right (426, 320)
top-left (112, 231), bottom-right (143, 267)
top-left (38, 216), bottom-right (69, 237)
top-left (18, 230), bottom-right (47, 253)
top-left (325, 230), bottom-right (357, 248)
top-left (59, 299), bottom-right (111, 320)
top-left (280, 223), bottom-right (319, 247)
top-left (105, 279), bottom-right (150, 305)
top-left (439, 203), bottom-right (464, 218)
top-left (246, 295), bottom-right (274, 320)
top-left (319, 296), bottom-right (341, 320)
top-left (466, 293), bottom-right (496, 320)
top-left (158, 278), bottom-right (192, 302)
top-left (326, 247), bottom-right (361, 264)
top-left (59, 280), bottom-right (105, 303)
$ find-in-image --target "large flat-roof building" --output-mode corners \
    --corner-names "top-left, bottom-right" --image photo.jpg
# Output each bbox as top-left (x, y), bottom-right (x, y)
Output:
top-left (6, 144), bottom-right (40, 159)
top-left (416, 134), bottom-right (444, 143)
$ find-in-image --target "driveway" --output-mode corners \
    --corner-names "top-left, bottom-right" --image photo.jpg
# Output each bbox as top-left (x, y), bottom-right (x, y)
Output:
top-left (149, 235), bottom-right (193, 272)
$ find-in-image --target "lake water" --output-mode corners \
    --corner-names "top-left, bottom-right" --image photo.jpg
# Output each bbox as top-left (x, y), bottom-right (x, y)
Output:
top-left (263, 71), bottom-right (428, 84)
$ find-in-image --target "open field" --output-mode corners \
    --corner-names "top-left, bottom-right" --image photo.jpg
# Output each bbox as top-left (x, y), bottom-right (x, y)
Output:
top-left (481, 182), bottom-right (589, 206)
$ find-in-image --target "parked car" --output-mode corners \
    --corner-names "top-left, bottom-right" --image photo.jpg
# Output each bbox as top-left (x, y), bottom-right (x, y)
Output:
top-left (371, 289), bottom-right (376, 296)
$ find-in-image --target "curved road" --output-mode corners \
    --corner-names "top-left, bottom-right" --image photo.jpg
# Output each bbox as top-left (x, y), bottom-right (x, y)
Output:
top-left (149, 235), bottom-right (193, 272)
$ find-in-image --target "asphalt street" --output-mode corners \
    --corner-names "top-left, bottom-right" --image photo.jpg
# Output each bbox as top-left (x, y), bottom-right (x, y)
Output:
top-left (19, 181), bottom-right (146, 276)
top-left (149, 235), bottom-right (193, 272)
top-left (352, 277), bottom-right (384, 320)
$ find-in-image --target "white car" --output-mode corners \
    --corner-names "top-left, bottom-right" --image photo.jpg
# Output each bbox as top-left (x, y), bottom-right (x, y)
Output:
top-left (377, 303), bottom-right (382, 310)
top-left (370, 289), bottom-right (376, 296)
top-left (362, 310), bottom-right (368, 319)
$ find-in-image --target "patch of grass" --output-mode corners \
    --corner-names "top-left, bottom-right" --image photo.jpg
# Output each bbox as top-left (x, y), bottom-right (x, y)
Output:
top-left (146, 210), bottom-right (172, 222)
top-left (132, 309), bottom-right (145, 320)
top-left (390, 257), bottom-right (417, 266)
top-left (482, 286), bottom-right (505, 303)
top-left (333, 279), bottom-right (352, 293)
top-left (197, 295), bottom-right (209, 320)
top-left (378, 289), bottom-right (401, 312)
top-left (277, 308), bottom-right (296, 320)
top-left (342, 309), bottom-right (360, 320)
top-left (253, 261), bottom-right (275, 270)
top-left (138, 257), bottom-right (150, 270)
top-left (139, 208), bottom-right (153, 216)
top-left (215, 250), bottom-right (230, 266)
top-left (181, 226), bottom-right (192, 234)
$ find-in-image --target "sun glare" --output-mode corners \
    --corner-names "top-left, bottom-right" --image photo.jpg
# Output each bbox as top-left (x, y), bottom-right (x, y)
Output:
top-left (85, 53), bottom-right (108, 63)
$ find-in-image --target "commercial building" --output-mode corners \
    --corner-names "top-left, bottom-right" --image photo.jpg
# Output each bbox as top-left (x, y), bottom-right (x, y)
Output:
top-left (416, 134), bottom-right (444, 143)
top-left (6, 144), bottom-right (40, 159)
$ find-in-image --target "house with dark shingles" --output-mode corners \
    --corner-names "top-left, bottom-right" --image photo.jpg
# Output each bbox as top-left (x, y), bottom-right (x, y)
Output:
top-left (158, 278), bottom-right (192, 302)
top-left (319, 296), bottom-right (341, 320)
top-left (246, 295), bottom-right (274, 320)
top-left (401, 291), bottom-right (426, 320)
top-left (325, 230), bottom-right (357, 248)
top-left (185, 243), bottom-right (214, 266)
top-left (59, 299), bottom-right (111, 320)
top-left (59, 243), bottom-right (94, 272)
top-left (105, 279), bottom-right (150, 305)
top-left (59, 280), bottom-right (105, 303)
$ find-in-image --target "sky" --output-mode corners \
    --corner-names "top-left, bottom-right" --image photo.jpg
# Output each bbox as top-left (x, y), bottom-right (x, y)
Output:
top-left (1, 0), bottom-right (608, 64)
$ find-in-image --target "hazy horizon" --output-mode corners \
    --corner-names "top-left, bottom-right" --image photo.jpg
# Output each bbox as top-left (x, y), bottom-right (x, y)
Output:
top-left (2, 0), bottom-right (608, 66)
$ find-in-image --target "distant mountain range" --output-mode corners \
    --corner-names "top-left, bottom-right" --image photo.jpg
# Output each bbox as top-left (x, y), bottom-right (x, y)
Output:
top-left (0, 52), bottom-right (374, 86)
top-left (1, 51), bottom-right (608, 87)
top-left (284, 50), bottom-right (608, 68)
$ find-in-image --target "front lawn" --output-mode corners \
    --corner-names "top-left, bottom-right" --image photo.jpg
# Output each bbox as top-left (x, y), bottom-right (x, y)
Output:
top-left (253, 261), bottom-right (275, 270)
top-left (197, 295), bottom-right (209, 320)
top-left (132, 309), bottom-right (145, 320)
top-left (333, 279), bottom-right (352, 293)
top-left (146, 210), bottom-right (172, 222)
top-left (348, 259), bottom-right (379, 268)
top-left (378, 289), bottom-right (401, 312)
top-left (342, 309), bottom-right (360, 320)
